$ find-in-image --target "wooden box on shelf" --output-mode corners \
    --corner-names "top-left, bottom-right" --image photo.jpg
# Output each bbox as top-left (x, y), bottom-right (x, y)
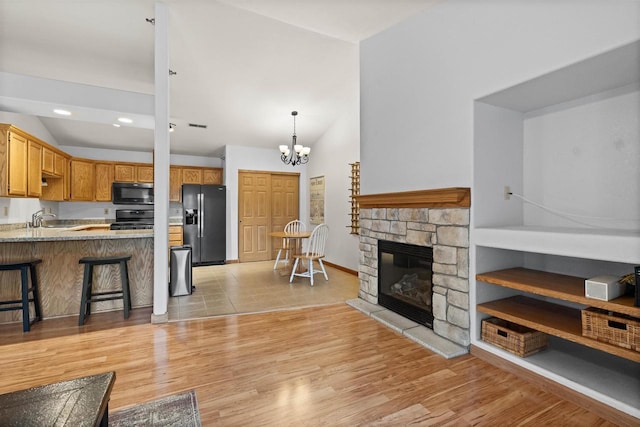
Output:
top-left (481, 317), bottom-right (548, 357)
top-left (582, 307), bottom-right (640, 351)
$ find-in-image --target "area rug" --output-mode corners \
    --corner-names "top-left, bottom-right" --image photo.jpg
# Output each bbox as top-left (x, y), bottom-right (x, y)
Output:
top-left (109, 389), bottom-right (201, 426)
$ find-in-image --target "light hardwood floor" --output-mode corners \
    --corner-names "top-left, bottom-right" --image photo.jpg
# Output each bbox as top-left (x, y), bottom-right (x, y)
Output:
top-left (0, 262), bottom-right (623, 426)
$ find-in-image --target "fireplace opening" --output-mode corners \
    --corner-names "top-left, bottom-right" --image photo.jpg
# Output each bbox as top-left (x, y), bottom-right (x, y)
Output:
top-left (378, 240), bottom-right (433, 328)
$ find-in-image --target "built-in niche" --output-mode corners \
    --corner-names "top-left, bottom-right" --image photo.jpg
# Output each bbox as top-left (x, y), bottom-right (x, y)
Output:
top-left (472, 40), bottom-right (640, 420)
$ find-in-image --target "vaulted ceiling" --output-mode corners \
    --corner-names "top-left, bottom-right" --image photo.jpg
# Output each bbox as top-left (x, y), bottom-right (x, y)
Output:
top-left (0, 0), bottom-right (437, 156)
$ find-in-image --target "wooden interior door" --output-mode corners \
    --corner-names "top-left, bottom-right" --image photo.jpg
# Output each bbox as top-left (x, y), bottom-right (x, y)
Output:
top-left (270, 174), bottom-right (300, 257)
top-left (238, 171), bottom-right (300, 262)
top-left (238, 171), bottom-right (271, 262)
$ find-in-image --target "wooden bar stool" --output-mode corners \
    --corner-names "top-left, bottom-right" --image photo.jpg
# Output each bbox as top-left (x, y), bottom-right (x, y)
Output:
top-left (0, 259), bottom-right (42, 332)
top-left (78, 255), bottom-right (132, 326)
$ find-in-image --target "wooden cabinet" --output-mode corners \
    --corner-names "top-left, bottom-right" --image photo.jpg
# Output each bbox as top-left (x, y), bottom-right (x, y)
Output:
top-left (42, 146), bottom-right (55, 176)
top-left (203, 168), bottom-right (222, 184)
top-left (95, 162), bottom-right (114, 202)
top-left (169, 167), bottom-right (182, 202)
top-left (27, 140), bottom-right (42, 198)
top-left (69, 158), bottom-right (95, 201)
top-left (181, 167), bottom-right (202, 184)
top-left (42, 148), bottom-right (65, 178)
top-left (0, 126), bottom-right (29, 197)
top-left (114, 163), bottom-right (153, 183)
top-left (114, 163), bottom-right (136, 182)
top-left (54, 153), bottom-right (66, 177)
top-left (169, 225), bottom-right (183, 248)
top-left (170, 167), bottom-right (223, 202)
top-left (41, 154), bottom-right (68, 202)
top-left (136, 165), bottom-right (154, 183)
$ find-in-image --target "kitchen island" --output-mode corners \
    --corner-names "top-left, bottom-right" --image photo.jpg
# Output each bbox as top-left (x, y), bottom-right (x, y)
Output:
top-left (0, 225), bottom-right (153, 324)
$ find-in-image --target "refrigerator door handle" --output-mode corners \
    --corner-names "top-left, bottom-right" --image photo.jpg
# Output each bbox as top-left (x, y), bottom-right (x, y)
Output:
top-left (200, 192), bottom-right (205, 237)
top-left (197, 193), bottom-right (203, 238)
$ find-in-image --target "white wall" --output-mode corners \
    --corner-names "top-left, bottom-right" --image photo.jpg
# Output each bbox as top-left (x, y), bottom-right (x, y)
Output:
top-left (0, 112), bottom-right (60, 146)
top-left (523, 89), bottom-right (640, 230)
top-left (360, 0), bottom-right (640, 195)
top-left (223, 145), bottom-right (310, 261)
top-left (306, 101), bottom-right (360, 270)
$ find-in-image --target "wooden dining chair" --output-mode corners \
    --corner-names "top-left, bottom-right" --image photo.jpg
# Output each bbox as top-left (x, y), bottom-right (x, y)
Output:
top-left (289, 223), bottom-right (329, 286)
top-left (273, 219), bottom-right (306, 270)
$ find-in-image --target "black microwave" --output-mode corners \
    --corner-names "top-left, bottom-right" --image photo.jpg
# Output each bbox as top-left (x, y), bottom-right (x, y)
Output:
top-left (112, 182), bottom-right (154, 205)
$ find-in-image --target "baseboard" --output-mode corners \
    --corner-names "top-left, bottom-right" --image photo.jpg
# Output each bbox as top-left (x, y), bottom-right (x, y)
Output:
top-left (470, 345), bottom-right (638, 427)
top-left (225, 259), bottom-right (239, 264)
top-left (323, 260), bottom-right (357, 276)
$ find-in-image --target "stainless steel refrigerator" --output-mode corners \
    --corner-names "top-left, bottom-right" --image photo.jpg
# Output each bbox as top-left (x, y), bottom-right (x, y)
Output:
top-left (182, 184), bottom-right (226, 265)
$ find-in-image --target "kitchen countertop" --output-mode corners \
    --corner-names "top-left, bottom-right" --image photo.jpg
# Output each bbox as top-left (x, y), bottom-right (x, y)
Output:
top-left (0, 225), bottom-right (153, 243)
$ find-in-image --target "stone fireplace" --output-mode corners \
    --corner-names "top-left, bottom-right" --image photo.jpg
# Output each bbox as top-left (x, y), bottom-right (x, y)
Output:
top-left (357, 188), bottom-right (470, 348)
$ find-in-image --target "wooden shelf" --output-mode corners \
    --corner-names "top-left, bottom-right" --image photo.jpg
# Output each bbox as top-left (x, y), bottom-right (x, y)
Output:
top-left (477, 268), bottom-right (640, 318)
top-left (477, 295), bottom-right (640, 363)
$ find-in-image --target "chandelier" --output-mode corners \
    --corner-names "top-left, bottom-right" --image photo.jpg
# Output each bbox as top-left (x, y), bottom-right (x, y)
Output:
top-left (279, 111), bottom-right (310, 166)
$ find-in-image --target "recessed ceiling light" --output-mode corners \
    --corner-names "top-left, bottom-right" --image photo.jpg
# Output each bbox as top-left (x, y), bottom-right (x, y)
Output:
top-left (117, 117), bottom-right (133, 124)
top-left (53, 109), bottom-right (72, 116)
top-left (113, 124), bottom-right (121, 128)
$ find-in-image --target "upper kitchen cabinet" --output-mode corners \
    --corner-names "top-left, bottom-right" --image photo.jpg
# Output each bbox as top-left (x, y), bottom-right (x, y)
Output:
top-left (169, 166), bottom-right (182, 202)
top-left (42, 146), bottom-right (66, 178)
top-left (41, 156), bottom-right (69, 201)
top-left (95, 162), bottom-right (115, 202)
top-left (114, 162), bottom-right (154, 183)
top-left (27, 140), bottom-right (42, 198)
top-left (136, 164), bottom-right (154, 183)
top-left (203, 168), bottom-right (223, 185)
top-left (181, 167), bottom-right (203, 184)
top-left (69, 158), bottom-right (95, 201)
top-left (42, 146), bottom-right (55, 176)
top-left (0, 124), bottom-right (28, 197)
top-left (40, 143), bottom-right (69, 201)
top-left (114, 163), bottom-right (136, 182)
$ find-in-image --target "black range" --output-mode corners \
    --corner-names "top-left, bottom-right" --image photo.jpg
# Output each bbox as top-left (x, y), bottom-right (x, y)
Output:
top-left (110, 209), bottom-right (154, 230)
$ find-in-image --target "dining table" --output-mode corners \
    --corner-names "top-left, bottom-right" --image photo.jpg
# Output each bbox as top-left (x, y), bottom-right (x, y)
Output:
top-left (270, 230), bottom-right (312, 276)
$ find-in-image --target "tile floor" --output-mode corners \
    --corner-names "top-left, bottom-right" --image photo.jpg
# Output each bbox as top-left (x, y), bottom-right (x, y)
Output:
top-left (168, 260), bottom-right (360, 320)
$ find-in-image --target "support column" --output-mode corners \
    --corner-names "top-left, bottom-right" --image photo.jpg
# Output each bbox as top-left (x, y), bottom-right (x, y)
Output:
top-left (152, 1), bottom-right (169, 323)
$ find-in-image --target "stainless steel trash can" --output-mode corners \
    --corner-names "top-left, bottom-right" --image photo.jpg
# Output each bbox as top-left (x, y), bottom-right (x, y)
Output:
top-left (170, 245), bottom-right (192, 296)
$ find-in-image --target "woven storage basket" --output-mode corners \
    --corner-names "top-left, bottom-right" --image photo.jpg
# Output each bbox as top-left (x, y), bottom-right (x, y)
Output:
top-left (582, 307), bottom-right (640, 351)
top-left (481, 317), bottom-right (548, 357)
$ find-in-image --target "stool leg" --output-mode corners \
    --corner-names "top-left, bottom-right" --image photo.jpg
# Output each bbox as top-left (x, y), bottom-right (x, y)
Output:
top-left (29, 263), bottom-right (42, 322)
top-left (79, 263), bottom-right (92, 326)
top-left (20, 266), bottom-right (30, 332)
top-left (86, 264), bottom-right (94, 316)
top-left (120, 260), bottom-right (131, 319)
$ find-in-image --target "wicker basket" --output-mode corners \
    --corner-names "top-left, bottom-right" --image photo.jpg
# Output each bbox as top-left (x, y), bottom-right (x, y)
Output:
top-left (481, 317), bottom-right (548, 357)
top-left (582, 307), bottom-right (640, 351)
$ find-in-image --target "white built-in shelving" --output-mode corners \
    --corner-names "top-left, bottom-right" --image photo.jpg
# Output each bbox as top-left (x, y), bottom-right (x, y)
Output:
top-left (472, 40), bottom-right (640, 421)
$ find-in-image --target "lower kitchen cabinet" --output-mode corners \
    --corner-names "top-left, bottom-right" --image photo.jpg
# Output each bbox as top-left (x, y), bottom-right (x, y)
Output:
top-left (169, 225), bottom-right (183, 249)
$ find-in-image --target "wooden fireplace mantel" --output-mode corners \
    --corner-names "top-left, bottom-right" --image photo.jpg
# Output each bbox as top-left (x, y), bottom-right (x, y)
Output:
top-left (355, 187), bottom-right (470, 209)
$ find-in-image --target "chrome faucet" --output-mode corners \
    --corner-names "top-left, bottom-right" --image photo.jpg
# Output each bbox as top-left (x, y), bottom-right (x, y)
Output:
top-left (31, 209), bottom-right (56, 228)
